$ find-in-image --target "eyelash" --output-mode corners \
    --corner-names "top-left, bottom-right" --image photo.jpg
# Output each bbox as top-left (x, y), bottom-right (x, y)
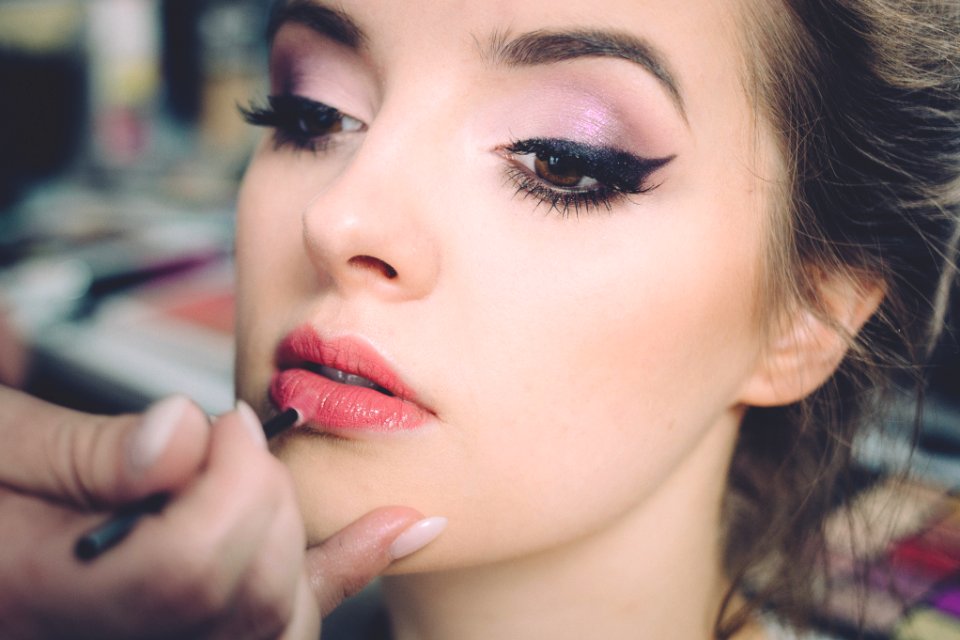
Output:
top-left (240, 94), bottom-right (361, 152)
top-left (501, 138), bottom-right (673, 216)
top-left (241, 94), bottom-right (673, 216)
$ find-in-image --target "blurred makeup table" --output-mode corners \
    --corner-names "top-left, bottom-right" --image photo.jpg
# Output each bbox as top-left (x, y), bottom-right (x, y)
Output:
top-left (0, 182), bottom-right (236, 414)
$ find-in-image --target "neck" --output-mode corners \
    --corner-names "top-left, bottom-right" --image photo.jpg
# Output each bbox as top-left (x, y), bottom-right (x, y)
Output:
top-left (382, 412), bottom-right (747, 640)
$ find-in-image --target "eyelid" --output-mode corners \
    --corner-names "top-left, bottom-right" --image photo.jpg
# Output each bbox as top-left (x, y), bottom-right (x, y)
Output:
top-left (497, 137), bottom-right (675, 217)
top-left (253, 94), bottom-right (364, 127)
top-left (500, 137), bottom-right (674, 192)
top-left (240, 93), bottom-right (366, 152)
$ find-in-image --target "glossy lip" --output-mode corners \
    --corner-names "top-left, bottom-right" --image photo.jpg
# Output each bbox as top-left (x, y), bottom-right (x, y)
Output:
top-left (270, 325), bottom-right (430, 435)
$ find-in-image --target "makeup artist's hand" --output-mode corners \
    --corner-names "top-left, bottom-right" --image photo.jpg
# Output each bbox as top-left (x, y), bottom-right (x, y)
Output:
top-left (0, 386), bottom-right (433, 639)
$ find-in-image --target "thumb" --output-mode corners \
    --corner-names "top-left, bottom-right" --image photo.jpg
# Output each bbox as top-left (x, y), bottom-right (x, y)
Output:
top-left (0, 387), bottom-right (209, 508)
top-left (304, 507), bottom-right (447, 616)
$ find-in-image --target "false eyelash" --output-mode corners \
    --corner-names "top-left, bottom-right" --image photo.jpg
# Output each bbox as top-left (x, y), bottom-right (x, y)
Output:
top-left (502, 138), bottom-right (674, 217)
top-left (503, 166), bottom-right (630, 216)
top-left (240, 94), bottom-right (346, 152)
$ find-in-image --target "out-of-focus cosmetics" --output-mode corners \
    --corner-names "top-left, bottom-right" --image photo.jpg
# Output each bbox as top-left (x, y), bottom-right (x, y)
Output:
top-left (823, 479), bottom-right (960, 637)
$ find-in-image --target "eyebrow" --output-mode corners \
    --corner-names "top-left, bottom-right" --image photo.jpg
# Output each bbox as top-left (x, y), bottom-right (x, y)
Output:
top-left (267, 1), bottom-right (686, 120)
top-left (267, 0), bottom-right (364, 49)
top-left (485, 29), bottom-right (686, 120)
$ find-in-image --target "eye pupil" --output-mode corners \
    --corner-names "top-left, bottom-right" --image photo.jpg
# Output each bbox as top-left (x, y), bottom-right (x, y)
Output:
top-left (534, 151), bottom-right (586, 187)
top-left (299, 109), bottom-right (342, 136)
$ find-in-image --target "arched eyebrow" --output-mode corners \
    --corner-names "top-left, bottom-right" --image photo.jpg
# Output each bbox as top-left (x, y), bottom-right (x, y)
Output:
top-left (267, 0), bottom-right (364, 49)
top-left (267, 1), bottom-right (687, 121)
top-left (483, 29), bottom-right (687, 121)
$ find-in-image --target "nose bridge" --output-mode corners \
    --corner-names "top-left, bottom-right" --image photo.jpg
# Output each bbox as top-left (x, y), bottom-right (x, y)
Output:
top-left (301, 104), bottom-right (442, 301)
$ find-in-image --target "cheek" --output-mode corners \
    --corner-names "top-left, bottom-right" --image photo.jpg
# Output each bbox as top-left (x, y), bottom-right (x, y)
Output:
top-left (387, 190), bottom-right (768, 562)
top-left (456, 180), bottom-right (764, 425)
top-left (233, 152), bottom-right (317, 405)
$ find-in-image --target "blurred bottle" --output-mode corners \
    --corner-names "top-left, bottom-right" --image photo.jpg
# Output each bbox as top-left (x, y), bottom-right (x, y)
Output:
top-left (0, 1), bottom-right (87, 211)
top-left (196, 0), bottom-right (267, 162)
top-left (85, 0), bottom-right (160, 169)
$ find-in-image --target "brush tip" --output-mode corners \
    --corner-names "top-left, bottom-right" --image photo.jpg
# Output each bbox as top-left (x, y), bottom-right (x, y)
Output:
top-left (263, 406), bottom-right (304, 439)
top-left (289, 407), bottom-right (304, 427)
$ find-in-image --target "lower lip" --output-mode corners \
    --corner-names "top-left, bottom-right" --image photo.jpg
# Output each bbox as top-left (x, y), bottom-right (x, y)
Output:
top-left (270, 369), bottom-right (429, 434)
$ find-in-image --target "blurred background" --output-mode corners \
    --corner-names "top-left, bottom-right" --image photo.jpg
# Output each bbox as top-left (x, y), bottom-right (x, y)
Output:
top-left (0, 1), bottom-right (958, 637)
top-left (0, 0), bottom-right (269, 415)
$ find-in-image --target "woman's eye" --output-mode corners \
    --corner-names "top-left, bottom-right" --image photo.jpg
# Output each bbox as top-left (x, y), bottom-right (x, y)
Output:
top-left (288, 100), bottom-right (362, 138)
top-left (501, 137), bottom-right (674, 216)
top-left (240, 94), bottom-right (364, 151)
top-left (526, 152), bottom-right (598, 189)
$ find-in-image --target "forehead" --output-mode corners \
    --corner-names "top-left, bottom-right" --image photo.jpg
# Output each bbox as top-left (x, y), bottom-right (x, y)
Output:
top-left (269, 0), bottom-right (749, 120)
top-left (267, 0), bottom-right (771, 193)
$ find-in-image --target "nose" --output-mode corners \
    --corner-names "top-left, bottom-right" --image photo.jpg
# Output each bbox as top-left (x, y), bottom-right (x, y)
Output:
top-left (300, 137), bottom-right (441, 302)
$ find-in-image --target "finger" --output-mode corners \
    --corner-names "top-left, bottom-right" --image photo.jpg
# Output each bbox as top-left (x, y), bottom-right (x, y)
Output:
top-left (0, 388), bottom-right (209, 508)
top-left (217, 458), bottom-right (306, 639)
top-left (198, 403), bottom-right (309, 640)
top-left (278, 575), bottom-right (321, 640)
top-left (101, 406), bottom-right (287, 634)
top-left (304, 507), bottom-right (447, 616)
top-left (9, 407), bottom-right (276, 639)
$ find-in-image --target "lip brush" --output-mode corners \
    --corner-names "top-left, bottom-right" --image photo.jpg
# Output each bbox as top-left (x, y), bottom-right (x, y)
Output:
top-left (74, 407), bottom-right (302, 561)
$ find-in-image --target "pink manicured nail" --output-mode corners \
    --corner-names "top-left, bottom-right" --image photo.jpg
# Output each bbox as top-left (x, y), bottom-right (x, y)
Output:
top-left (389, 517), bottom-right (448, 560)
top-left (127, 395), bottom-right (190, 476)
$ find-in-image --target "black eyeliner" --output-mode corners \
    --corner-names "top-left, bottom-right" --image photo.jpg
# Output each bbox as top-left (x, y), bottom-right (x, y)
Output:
top-left (501, 137), bottom-right (675, 216)
top-left (507, 138), bottom-right (674, 193)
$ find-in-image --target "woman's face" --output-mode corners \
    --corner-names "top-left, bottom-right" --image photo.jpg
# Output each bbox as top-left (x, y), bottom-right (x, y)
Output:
top-left (236, 0), bottom-right (780, 569)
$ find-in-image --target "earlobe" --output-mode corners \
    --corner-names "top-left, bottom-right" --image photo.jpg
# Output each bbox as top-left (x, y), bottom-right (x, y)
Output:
top-left (738, 275), bottom-right (884, 408)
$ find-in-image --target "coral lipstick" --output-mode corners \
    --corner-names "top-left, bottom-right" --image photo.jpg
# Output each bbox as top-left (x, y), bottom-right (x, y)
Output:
top-left (270, 326), bottom-right (429, 434)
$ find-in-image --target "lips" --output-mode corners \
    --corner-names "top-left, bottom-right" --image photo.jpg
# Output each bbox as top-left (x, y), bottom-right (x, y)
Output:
top-left (270, 326), bottom-right (429, 434)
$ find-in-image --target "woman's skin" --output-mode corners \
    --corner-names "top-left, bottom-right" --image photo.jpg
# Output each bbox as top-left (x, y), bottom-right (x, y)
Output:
top-left (236, 0), bottom-right (878, 638)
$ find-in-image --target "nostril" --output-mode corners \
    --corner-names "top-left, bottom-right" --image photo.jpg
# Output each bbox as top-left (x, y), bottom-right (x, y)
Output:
top-left (348, 255), bottom-right (399, 279)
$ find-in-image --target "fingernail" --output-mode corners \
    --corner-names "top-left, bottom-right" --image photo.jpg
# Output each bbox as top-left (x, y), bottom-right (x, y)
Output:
top-left (389, 516), bottom-right (448, 560)
top-left (128, 395), bottom-right (190, 476)
top-left (235, 400), bottom-right (268, 449)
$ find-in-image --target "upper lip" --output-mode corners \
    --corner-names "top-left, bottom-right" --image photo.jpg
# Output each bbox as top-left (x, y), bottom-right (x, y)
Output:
top-left (274, 325), bottom-right (420, 403)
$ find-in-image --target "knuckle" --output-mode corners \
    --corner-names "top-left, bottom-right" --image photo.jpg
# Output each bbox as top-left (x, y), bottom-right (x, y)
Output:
top-left (43, 415), bottom-right (91, 506)
top-left (48, 413), bottom-right (135, 508)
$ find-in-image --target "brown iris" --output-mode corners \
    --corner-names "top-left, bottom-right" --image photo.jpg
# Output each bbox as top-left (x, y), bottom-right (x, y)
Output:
top-left (533, 152), bottom-right (588, 188)
top-left (295, 105), bottom-right (343, 137)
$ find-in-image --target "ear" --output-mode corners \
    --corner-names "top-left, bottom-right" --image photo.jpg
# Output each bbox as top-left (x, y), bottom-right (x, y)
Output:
top-left (738, 272), bottom-right (884, 407)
